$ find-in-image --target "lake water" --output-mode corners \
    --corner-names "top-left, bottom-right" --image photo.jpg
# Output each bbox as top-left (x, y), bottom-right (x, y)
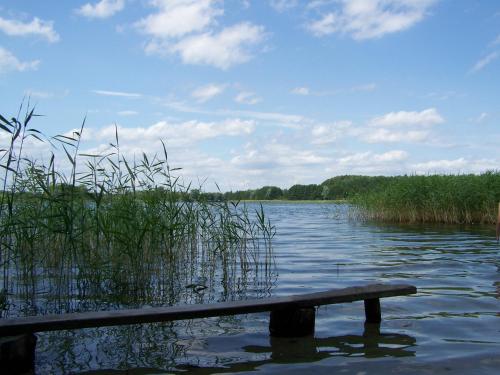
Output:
top-left (32, 203), bottom-right (500, 374)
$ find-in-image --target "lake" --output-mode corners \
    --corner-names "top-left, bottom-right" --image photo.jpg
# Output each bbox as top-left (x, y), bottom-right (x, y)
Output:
top-left (28, 203), bottom-right (500, 373)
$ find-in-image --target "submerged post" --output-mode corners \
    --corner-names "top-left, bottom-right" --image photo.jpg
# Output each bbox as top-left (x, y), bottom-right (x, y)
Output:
top-left (269, 307), bottom-right (315, 337)
top-left (364, 298), bottom-right (381, 324)
top-left (0, 334), bottom-right (37, 374)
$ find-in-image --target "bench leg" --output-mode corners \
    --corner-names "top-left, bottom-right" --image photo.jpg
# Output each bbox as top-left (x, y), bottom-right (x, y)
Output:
top-left (0, 333), bottom-right (37, 374)
top-left (364, 298), bottom-right (381, 324)
top-left (269, 307), bottom-right (315, 337)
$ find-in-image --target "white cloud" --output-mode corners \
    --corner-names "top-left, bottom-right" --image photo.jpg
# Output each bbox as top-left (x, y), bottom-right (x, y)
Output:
top-left (234, 91), bottom-right (262, 105)
top-left (369, 108), bottom-right (444, 127)
top-left (92, 90), bottom-right (142, 98)
top-left (363, 128), bottom-right (429, 143)
top-left (307, 0), bottom-right (438, 39)
top-left (24, 89), bottom-right (54, 99)
top-left (168, 22), bottom-right (266, 69)
top-left (94, 118), bottom-right (255, 148)
top-left (137, 1), bottom-right (266, 69)
top-left (470, 51), bottom-right (499, 73)
top-left (117, 110), bottom-right (139, 116)
top-left (291, 87), bottom-right (310, 95)
top-left (292, 83), bottom-right (376, 96)
top-left (220, 109), bottom-right (305, 126)
top-left (311, 121), bottom-right (352, 144)
top-left (0, 47), bottom-right (40, 73)
top-left (410, 158), bottom-right (499, 174)
top-left (338, 150), bottom-right (408, 165)
top-left (191, 83), bottom-right (225, 102)
top-left (76, 0), bottom-right (125, 19)
top-left (231, 141), bottom-right (330, 170)
top-left (0, 16), bottom-right (59, 43)
top-left (474, 112), bottom-right (488, 123)
top-left (161, 99), bottom-right (306, 126)
top-left (136, 0), bottom-right (222, 38)
top-left (270, 0), bottom-right (298, 12)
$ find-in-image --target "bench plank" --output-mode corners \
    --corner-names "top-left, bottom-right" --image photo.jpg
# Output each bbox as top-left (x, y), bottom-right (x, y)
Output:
top-left (0, 284), bottom-right (416, 336)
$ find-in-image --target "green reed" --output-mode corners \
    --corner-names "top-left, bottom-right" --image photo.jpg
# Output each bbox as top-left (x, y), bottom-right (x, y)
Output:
top-left (352, 173), bottom-right (500, 224)
top-left (0, 106), bottom-right (275, 316)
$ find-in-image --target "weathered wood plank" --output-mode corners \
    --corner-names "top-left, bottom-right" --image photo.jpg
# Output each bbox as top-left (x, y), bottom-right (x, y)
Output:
top-left (0, 284), bottom-right (416, 336)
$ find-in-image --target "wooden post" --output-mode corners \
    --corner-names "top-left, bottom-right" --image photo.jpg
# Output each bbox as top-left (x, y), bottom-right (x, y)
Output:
top-left (269, 307), bottom-right (315, 337)
top-left (364, 298), bottom-right (381, 324)
top-left (496, 202), bottom-right (500, 242)
top-left (0, 334), bottom-right (37, 374)
top-left (363, 322), bottom-right (381, 337)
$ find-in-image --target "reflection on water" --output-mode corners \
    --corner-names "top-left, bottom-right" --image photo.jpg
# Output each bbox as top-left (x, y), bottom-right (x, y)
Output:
top-left (31, 203), bottom-right (500, 373)
top-left (79, 324), bottom-right (415, 374)
top-left (245, 325), bottom-right (415, 361)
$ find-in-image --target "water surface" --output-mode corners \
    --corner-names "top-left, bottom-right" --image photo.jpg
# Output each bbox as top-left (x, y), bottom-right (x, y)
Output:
top-left (33, 203), bottom-right (500, 374)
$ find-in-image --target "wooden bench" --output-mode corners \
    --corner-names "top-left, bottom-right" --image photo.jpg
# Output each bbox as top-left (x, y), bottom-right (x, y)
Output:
top-left (0, 283), bottom-right (416, 372)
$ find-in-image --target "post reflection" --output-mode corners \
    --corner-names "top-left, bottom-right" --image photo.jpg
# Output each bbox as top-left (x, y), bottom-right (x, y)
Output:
top-left (78, 325), bottom-right (416, 374)
top-left (245, 323), bottom-right (416, 363)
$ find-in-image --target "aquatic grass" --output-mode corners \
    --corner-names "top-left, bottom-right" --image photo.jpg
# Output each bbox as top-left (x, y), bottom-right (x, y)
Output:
top-left (352, 173), bottom-right (500, 224)
top-left (0, 106), bottom-right (275, 317)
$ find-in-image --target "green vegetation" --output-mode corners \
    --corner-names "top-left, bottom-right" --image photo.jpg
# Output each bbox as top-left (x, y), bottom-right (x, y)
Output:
top-left (223, 174), bottom-right (500, 224)
top-left (352, 173), bottom-right (500, 224)
top-left (0, 106), bottom-right (275, 317)
top-left (222, 176), bottom-right (392, 201)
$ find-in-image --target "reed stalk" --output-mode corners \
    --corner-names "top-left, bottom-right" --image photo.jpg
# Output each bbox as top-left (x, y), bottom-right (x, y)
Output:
top-left (0, 106), bottom-right (276, 317)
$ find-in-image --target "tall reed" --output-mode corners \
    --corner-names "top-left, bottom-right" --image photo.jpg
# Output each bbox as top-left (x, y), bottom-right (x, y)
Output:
top-left (352, 173), bottom-right (500, 224)
top-left (0, 106), bottom-right (275, 317)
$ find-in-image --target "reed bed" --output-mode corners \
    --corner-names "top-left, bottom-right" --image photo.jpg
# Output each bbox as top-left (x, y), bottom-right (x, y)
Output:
top-left (0, 106), bottom-right (275, 317)
top-left (352, 173), bottom-right (500, 224)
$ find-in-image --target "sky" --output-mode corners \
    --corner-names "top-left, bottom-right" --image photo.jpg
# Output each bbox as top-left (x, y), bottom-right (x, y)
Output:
top-left (0, 0), bottom-right (499, 191)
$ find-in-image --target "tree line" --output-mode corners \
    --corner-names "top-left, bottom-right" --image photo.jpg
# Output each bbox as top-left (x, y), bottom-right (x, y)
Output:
top-left (221, 175), bottom-right (392, 201)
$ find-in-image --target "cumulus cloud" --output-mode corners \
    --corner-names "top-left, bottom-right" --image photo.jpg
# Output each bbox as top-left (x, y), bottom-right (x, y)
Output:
top-left (167, 22), bottom-right (266, 69)
top-left (338, 150), bottom-right (408, 165)
top-left (234, 91), bottom-right (262, 105)
top-left (270, 0), bottom-right (298, 12)
top-left (231, 141), bottom-right (330, 170)
top-left (191, 83), bottom-right (225, 102)
top-left (330, 149), bottom-right (410, 175)
top-left (136, 0), bottom-right (221, 38)
top-left (311, 121), bottom-right (352, 144)
top-left (369, 108), bottom-right (444, 127)
top-left (93, 118), bottom-right (255, 148)
top-left (307, 0), bottom-right (438, 39)
top-left (0, 47), bottom-right (40, 73)
top-left (411, 158), bottom-right (498, 174)
top-left (137, 1), bottom-right (266, 69)
top-left (0, 16), bottom-right (59, 42)
top-left (76, 0), bottom-right (125, 19)
top-left (470, 51), bottom-right (499, 73)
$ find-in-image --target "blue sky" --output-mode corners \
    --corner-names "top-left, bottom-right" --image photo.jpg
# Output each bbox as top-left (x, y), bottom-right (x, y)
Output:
top-left (0, 0), bottom-right (499, 191)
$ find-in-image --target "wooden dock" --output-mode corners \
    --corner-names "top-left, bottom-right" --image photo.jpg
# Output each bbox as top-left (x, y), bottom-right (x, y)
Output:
top-left (0, 283), bottom-right (417, 373)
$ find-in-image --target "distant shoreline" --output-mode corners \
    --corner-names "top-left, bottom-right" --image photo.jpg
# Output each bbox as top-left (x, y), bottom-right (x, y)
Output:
top-left (235, 199), bottom-right (346, 204)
